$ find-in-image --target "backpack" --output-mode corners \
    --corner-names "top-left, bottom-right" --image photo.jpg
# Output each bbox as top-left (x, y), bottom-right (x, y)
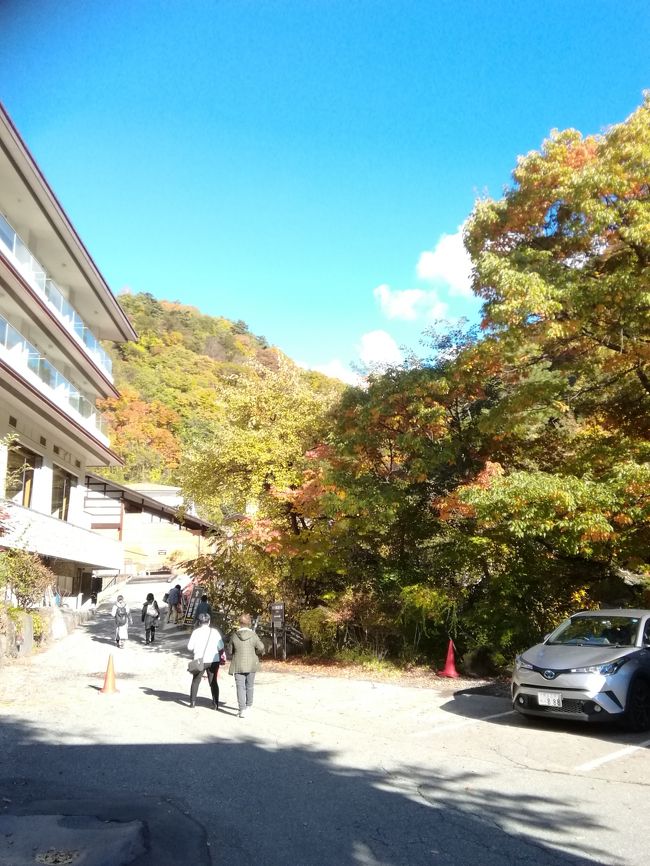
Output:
top-left (115, 606), bottom-right (128, 626)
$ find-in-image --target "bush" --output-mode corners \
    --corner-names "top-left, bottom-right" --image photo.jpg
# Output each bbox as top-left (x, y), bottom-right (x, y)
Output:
top-left (30, 611), bottom-right (44, 644)
top-left (0, 549), bottom-right (56, 609)
top-left (334, 647), bottom-right (394, 672)
top-left (299, 607), bottom-right (338, 656)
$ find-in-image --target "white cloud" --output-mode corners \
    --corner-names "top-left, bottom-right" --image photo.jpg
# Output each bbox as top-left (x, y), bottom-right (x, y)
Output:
top-left (357, 330), bottom-right (402, 367)
top-left (308, 359), bottom-right (362, 387)
top-left (373, 283), bottom-right (448, 321)
top-left (416, 228), bottom-right (473, 297)
top-left (298, 331), bottom-right (402, 387)
top-left (374, 284), bottom-right (423, 320)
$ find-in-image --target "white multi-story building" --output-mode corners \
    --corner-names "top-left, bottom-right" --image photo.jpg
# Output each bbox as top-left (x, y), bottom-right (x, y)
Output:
top-left (0, 103), bottom-right (137, 600)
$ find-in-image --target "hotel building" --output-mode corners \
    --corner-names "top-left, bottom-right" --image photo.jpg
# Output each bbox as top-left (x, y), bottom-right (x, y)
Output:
top-left (0, 103), bottom-right (137, 600)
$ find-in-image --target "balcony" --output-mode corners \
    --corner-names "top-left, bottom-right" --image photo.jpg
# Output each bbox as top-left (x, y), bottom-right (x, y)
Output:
top-left (0, 212), bottom-right (113, 378)
top-left (1, 501), bottom-right (124, 570)
top-left (0, 312), bottom-right (109, 440)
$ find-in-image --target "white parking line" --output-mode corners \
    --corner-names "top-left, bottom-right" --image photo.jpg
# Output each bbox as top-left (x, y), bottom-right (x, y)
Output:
top-left (413, 709), bottom-right (515, 737)
top-left (575, 738), bottom-right (650, 772)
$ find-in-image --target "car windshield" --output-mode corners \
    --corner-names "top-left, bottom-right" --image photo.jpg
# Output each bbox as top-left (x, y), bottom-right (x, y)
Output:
top-left (547, 615), bottom-right (639, 647)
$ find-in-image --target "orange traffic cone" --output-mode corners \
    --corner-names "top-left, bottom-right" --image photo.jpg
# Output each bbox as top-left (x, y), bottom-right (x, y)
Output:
top-left (100, 654), bottom-right (118, 694)
top-left (437, 639), bottom-right (460, 678)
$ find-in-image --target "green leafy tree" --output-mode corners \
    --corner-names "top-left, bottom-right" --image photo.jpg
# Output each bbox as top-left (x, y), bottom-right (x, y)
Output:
top-left (178, 358), bottom-right (342, 521)
top-left (0, 549), bottom-right (56, 609)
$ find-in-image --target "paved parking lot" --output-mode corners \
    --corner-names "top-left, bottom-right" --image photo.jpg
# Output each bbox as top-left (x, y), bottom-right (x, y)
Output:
top-left (1, 580), bottom-right (648, 865)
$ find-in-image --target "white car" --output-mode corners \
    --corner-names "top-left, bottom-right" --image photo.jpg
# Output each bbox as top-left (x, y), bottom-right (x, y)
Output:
top-left (512, 609), bottom-right (650, 731)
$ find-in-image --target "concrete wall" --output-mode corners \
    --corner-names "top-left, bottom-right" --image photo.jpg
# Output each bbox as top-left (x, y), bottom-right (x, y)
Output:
top-left (0, 605), bottom-right (92, 663)
top-left (2, 501), bottom-right (124, 570)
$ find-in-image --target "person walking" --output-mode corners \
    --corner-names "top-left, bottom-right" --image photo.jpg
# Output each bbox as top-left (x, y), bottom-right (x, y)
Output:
top-left (193, 594), bottom-right (212, 623)
top-left (187, 613), bottom-right (225, 709)
top-left (227, 614), bottom-right (264, 718)
top-left (166, 584), bottom-right (182, 623)
top-left (141, 592), bottom-right (160, 644)
top-left (111, 595), bottom-right (132, 648)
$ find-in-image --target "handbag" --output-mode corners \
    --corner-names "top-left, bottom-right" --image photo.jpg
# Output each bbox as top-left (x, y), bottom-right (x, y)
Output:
top-left (219, 649), bottom-right (227, 666)
top-left (187, 628), bottom-right (212, 674)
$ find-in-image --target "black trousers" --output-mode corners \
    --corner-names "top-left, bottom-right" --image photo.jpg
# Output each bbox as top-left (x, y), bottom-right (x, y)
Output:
top-left (190, 662), bottom-right (220, 706)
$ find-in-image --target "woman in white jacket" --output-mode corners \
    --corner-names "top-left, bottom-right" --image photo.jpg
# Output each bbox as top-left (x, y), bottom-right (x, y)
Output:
top-left (187, 613), bottom-right (224, 709)
top-left (111, 595), bottom-right (132, 648)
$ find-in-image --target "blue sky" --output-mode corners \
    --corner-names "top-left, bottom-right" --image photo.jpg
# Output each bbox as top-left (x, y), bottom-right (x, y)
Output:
top-left (1, 1), bottom-right (648, 383)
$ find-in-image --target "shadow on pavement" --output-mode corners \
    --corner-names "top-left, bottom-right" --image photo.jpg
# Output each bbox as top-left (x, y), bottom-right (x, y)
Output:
top-left (140, 687), bottom-right (240, 715)
top-left (0, 714), bottom-right (616, 866)
top-left (439, 687), bottom-right (648, 748)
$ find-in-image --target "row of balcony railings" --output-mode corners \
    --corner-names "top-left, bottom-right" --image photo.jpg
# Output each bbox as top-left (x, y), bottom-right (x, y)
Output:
top-left (0, 312), bottom-right (108, 438)
top-left (0, 212), bottom-right (113, 378)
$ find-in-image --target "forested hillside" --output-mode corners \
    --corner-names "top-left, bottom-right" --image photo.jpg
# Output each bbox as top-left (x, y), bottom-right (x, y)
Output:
top-left (100, 293), bottom-right (343, 485)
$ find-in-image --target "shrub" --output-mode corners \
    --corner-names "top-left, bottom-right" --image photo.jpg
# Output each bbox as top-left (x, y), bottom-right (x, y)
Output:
top-left (299, 607), bottom-right (338, 656)
top-left (0, 549), bottom-right (56, 609)
top-left (30, 611), bottom-right (44, 644)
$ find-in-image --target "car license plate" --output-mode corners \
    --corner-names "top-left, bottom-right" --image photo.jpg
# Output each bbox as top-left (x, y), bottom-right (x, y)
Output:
top-left (538, 692), bottom-right (562, 708)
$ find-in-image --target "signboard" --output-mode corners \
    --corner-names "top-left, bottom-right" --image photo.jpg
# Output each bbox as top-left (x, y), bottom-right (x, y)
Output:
top-left (271, 602), bottom-right (285, 627)
top-left (182, 586), bottom-right (202, 623)
top-left (271, 602), bottom-right (286, 660)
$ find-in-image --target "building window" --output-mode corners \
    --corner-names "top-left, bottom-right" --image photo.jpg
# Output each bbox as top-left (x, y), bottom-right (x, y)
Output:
top-left (5, 445), bottom-right (40, 507)
top-left (51, 465), bottom-right (76, 521)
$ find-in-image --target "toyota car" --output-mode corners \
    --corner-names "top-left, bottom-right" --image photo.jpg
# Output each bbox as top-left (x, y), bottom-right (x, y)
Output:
top-left (512, 609), bottom-right (650, 731)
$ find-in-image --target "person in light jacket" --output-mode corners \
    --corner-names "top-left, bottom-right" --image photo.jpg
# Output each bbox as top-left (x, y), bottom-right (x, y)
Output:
top-left (227, 614), bottom-right (265, 718)
top-left (187, 613), bottom-right (224, 710)
top-left (111, 595), bottom-right (132, 648)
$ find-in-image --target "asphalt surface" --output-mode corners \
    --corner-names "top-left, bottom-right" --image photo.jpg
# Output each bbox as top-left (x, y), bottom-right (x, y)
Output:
top-left (1, 578), bottom-right (649, 865)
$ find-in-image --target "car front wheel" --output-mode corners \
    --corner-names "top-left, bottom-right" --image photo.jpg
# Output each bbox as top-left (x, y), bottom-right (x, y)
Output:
top-left (624, 678), bottom-right (650, 732)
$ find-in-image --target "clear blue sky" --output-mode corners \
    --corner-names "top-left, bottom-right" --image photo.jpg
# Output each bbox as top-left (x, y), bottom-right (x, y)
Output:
top-left (1, 1), bottom-right (648, 382)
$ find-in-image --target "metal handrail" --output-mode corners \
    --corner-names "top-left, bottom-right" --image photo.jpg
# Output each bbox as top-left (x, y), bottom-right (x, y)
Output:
top-left (0, 212), bottom-right (113, 376)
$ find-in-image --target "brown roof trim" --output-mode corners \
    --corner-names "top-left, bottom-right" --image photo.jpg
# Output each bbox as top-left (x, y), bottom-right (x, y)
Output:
top-left (85, 471), bottom-right (215, 533)
top-left (0, 102), bottom-right (137, 342)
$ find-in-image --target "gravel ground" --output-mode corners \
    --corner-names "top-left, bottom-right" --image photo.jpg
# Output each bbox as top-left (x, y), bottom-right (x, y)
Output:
top-left (261, 656), bottom-right (512, 697)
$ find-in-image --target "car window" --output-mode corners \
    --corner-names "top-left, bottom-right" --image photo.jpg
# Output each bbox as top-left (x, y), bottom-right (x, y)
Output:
top-left (548, 615), bottom-right (639, 646)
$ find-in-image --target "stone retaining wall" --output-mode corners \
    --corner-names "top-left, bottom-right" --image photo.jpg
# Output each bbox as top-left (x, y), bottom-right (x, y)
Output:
top-left (0, 605), bottom-right (91, 663)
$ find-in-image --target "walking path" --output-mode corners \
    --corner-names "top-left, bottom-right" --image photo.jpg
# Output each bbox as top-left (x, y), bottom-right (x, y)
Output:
top-left (0, 580), bottom-right (633, 865)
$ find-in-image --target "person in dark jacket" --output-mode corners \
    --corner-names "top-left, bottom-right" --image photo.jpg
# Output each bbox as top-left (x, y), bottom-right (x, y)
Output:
top-left (193, 594), bottom-right (212, 623)
top-left (227, 614), bottom-right (265, 718)
top-left (166, 584), bottom-right (182, 623)
top-left (141, 592), bottom-right (160, 644)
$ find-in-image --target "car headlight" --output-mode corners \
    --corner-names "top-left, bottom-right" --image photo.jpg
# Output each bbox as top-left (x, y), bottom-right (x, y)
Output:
top-left (570, 658), bottom-right (628, 675)
top-left (515, 655), bottom-right (534, 671)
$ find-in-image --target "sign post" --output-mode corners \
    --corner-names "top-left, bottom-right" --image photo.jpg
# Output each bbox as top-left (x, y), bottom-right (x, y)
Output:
top-left (270, 602), bottom-right (286, 660)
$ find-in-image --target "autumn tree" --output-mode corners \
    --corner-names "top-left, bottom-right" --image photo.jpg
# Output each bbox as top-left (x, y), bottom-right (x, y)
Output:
top-left (99, 385), bottom-right (182, 483)
top-left (177, 358), bottom-right (342, 522)
top-left (268, 98), bottom-right (650, 662)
